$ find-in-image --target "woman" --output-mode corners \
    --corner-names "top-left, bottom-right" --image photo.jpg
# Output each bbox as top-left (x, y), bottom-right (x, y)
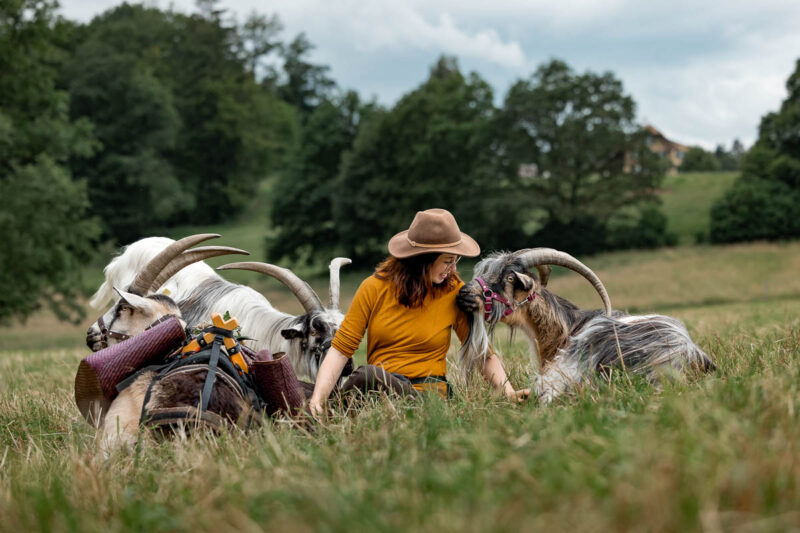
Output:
top-left (309, 208), bottom-right (530, 417)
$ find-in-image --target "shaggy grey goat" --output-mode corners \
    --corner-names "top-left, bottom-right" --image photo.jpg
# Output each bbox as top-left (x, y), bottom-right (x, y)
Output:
top-left (457, 248), bottom-right (715, 403)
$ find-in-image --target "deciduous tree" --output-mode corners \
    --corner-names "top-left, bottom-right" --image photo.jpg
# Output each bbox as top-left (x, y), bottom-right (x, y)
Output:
top-left (0, 0), bottom-right (99, 323)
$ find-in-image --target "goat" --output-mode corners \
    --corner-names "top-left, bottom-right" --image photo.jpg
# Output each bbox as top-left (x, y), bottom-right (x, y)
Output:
top-left (86, 234), bottom-right (353, 382)
top-left (88, 236), bottom-right (256, 451)
top-left (457, 248), bottom-right (715, 403)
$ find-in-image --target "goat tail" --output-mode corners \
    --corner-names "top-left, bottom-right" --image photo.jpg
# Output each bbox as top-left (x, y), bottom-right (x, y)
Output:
top-left (457, 310), bottom-right (492, 377)
top-left (89, 278), bottom-right (115, 310)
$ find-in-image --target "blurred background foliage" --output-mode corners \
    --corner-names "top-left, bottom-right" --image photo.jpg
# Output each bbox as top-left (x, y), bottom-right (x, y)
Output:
top-left (2, 0), bottom-right (798, 320)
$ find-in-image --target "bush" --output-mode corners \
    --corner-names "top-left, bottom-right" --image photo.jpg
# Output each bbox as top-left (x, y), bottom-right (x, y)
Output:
top-left (709, 178), bottom-right (800, 243)
top-left (709, 59), bottom-right (800, 244)
top-left (530, 216), bottom-right (608, 256)
top-left (681, 147), bottom-right (721, 172)
top-left (607, 207), bottom-right (678, 250)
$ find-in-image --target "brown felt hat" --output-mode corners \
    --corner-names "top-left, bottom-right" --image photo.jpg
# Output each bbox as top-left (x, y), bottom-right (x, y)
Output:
top-left (388, 208), bottom-right (480, 259)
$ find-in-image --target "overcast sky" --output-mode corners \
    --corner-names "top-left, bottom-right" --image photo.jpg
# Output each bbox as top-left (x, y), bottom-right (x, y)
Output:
top-left (60, 0), bottom-right (800, 149)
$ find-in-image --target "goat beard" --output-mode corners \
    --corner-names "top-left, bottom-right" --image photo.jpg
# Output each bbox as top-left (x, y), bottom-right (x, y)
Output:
top-left (457, 286), bottom-right (516, 377)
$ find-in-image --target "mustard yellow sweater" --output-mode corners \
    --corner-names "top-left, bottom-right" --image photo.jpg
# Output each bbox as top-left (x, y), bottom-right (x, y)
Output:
top-left (331, 275), bottom-right (469, 379)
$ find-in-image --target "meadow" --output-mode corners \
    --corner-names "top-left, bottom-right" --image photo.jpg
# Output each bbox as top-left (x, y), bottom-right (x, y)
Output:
top-left (2, 172), bottom-right (800, 531)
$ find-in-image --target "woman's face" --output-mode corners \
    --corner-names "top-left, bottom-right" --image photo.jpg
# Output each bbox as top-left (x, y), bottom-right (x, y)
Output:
top-left (429, 254), bottom-right (459, 284)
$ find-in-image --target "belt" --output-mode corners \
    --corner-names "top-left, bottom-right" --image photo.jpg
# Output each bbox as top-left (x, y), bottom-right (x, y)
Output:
top-left (392, 373), bottom-right (451, 398)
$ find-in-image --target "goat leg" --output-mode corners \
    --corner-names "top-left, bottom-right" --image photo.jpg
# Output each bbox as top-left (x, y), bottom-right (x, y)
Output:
top-left (100, 373), bottom-right (154, 454)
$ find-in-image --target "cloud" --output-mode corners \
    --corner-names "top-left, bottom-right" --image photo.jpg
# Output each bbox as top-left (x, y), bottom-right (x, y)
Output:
top-left (270, 2), bottom-right (526, 69)
top-left (619, 21), bottom-right (800, 148)
top-left (57, 0), bottom-right (800, 147)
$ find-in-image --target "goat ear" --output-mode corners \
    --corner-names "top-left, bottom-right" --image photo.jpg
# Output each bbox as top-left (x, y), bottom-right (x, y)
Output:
top-left (513, 272), bottom-right (535, 293)
top-left (113, 287), bottom-right (153, 312)
top-left (281, 325), bottom-right (305, 340)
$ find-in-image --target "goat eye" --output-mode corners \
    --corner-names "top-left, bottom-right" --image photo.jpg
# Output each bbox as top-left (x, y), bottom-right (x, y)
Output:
top-left (507, 275), bottom-right (515, 283)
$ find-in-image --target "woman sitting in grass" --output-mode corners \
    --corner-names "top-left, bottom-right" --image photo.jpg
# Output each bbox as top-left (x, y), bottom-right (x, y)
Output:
top-left (309, 208), bottom-right (529, 417)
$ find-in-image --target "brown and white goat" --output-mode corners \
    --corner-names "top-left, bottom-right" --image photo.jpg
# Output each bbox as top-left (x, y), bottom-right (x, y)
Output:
top-left (457, 248), bottom-right (715, 403)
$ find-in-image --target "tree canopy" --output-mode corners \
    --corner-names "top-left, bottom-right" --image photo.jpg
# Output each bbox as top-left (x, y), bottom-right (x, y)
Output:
top-left (0, 0), bottom-right (99, 323)
top-left (269, 57), bottom-right (671, 265)
top-left (710, 59), bottom-right (800, 243)
top-left (63, 4), bottom-right (298, 240)
top-left (493, 60), bottom-right (667, 254)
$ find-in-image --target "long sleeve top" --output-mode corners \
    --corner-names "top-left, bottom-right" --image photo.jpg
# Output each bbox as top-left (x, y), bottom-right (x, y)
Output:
top-left (331, 275), bottom-right (469, 379)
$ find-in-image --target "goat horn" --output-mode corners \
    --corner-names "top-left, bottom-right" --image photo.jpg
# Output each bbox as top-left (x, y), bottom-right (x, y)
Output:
top-left (513, 248), bottom-right (613, 316)
top-left (148, 246), bottom-right (250, 293)
top-left (328, 257), bottom-right (352, 310)
top-left (217, 262), bottom-right (324, 314)
top-left (128, 233), bottom-right (220, 295)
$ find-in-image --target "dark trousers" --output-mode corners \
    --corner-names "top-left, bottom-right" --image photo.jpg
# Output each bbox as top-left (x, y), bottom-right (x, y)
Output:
top-left (340, 365), bottom-right (419, 398)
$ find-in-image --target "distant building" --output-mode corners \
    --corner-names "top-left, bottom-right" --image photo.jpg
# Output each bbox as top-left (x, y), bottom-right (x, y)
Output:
top-left (644, 125), bottom-right (690, 174)
top-left (517, 125), bottom-right (691, 178)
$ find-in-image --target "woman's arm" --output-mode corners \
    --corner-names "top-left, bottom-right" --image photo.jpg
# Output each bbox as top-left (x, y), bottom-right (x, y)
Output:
top-left (481, 354), bottom-right (531, 403)
top-left (453, 305), bottom-right (530, 403)
top-left (308, 347), bottom-right (350, 418)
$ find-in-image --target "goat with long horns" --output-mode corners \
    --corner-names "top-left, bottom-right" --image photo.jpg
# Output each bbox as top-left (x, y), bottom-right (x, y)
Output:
top-left (87, 234), bottom-right (353, 382)
top-left (457, 248), bottom-right (715, 403)
top-left (84, 234), bottom-right (352, 450)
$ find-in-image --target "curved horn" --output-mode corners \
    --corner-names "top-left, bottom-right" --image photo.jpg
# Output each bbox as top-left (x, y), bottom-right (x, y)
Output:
top-left (148, 246), bottom-right (250, 293)
top-left (128, 233), bottom-right (220, 295)
top-left (328, 257), bottom-right (352, 310)
top-left (513, 248), bottom-right (613, 316)
top-left (217, 262), bottom-right (324, 314)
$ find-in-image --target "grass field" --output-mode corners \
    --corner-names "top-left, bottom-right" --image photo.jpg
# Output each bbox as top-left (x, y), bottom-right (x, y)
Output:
top-left (6, 172), bottom-right (800, 531)
top-left (2, 237), bottom-right (799, 531)
top-left (660, 171), bottom-right (739, 244)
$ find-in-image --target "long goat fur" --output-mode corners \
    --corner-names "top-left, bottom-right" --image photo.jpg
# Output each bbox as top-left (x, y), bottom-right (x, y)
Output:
top-left (459, 251), bottom-right (715, 403)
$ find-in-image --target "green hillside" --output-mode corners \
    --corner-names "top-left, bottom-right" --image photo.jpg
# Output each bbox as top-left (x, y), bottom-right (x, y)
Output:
top-left (660, 171), bottom-right (739, 244)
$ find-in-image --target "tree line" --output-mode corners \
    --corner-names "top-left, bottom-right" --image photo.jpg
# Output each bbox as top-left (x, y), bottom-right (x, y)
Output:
top-left (4, 0), bottom-right (798, 322)
top-left (1, 0), bottom-right (317, 321)
top-left (269, 57), bottom-right (675, 267)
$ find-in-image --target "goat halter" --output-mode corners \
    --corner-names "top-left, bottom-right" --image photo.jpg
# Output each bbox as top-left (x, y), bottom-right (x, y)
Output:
top-left (96, 314), bottom-right (178, 346)
top-left (474, 276), bottom-right (535, 322)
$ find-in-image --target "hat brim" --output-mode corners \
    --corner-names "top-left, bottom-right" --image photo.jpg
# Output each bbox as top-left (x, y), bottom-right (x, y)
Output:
top-left (388, 230), bottom-right (481, 259)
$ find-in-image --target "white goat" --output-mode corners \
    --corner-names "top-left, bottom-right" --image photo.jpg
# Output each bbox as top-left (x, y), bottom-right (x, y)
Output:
top-left (86, 234), bottom-right (352, 381)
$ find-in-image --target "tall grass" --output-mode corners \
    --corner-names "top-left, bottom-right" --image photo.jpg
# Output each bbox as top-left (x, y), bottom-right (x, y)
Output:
top-left (1, 240), bottom-right (799, 531)
top-left (4, 172), bottom-right (799, 531)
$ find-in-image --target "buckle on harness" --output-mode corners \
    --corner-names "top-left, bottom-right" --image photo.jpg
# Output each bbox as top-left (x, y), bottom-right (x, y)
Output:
top-left (475, 276), bottom-right (535, 322)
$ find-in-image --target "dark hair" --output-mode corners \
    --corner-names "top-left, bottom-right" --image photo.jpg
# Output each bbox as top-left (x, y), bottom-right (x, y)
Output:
top-left (374, 254), bottom-right (462, 308)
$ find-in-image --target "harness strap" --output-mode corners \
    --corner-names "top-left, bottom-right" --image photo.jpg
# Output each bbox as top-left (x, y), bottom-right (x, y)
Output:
top-left (97, 313), bottom-right (179, 345)
top-left (138, 333), bottom-right (264, 428)
top-left (200, 336), bottom-right (222, 412)
top-left (116, 364), bottom-right (165, 394)
top-left (138, 348), bottom-right (204, 426)
top-left (474, 277), bottom-right (535, 322)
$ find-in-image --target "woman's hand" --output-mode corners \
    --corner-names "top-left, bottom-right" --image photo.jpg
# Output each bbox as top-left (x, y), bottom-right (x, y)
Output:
top-left (506, 388), bottom-right (531, 404)
top-left (308, 399), bottom-right (326, 420)
top-left (308, 347), bottom-right (350, 421)
top-left (456, 284), bottom-right (483, 314)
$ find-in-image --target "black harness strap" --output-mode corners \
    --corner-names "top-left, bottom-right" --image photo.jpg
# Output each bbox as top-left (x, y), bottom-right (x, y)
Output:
top-left (137, 330), bottom-right (264, 430)
top-left (116, 364), bottom-right (165, 394)
top-left (200, 336), bottom-right (222, 412)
